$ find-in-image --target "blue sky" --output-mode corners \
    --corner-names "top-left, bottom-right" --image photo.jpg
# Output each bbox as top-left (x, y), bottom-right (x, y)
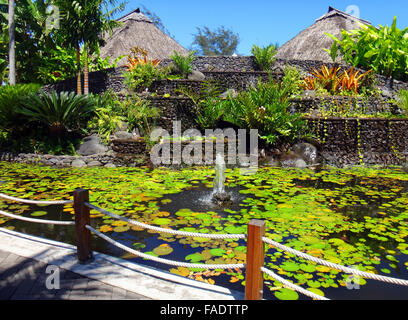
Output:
top-left (115, 0), bottom-right (408, 55)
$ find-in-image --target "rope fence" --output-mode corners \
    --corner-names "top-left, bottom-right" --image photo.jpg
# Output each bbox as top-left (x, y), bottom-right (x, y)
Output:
top-left (1, 188), bottom-right (408, 301)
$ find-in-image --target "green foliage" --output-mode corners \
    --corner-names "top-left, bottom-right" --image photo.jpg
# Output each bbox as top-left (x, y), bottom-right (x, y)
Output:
top-left (124, 63), bottom-right (169, 92)
top-left (326, 17), bottom-right (408, 81)
top-left (86, 90), bottom-right (125, 142)
top-left (0, 83), bottom-right (42, 131)
top-left (232, 80), bottom-right (307, 145)
top-left (251, 44), bottom-right (278, 71)
top-left (396, 89), bottom-right (408, 115)
top-left (281, 65), bottom-right (304, 97)
top-left (192, 26), bottom-right (239, 56)
top-left (121, 94), bottom-right (161, 138)
top-left (170, 50), bottom-right (196, 77)
top-left (18, 91), bottom-right (97, 135)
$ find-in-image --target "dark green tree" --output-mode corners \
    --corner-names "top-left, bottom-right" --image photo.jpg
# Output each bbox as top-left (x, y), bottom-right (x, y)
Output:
top-left (192, 25), bottom-right (239, 56)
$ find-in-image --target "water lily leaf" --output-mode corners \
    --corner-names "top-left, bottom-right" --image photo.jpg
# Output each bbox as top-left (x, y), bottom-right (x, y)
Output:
top-left (30, 211), bottom-right (47, 217)
top-left (113, 225), bottom-right (130, 233)
top-left (280, 261), bottom-right (300, 272)
top-left (152, 218), bottom-right (172, 225)
top-left (153, 244), bottom-right (173, 256)
top-left (99, 225), bottom-right (113, 233)
top-left (307, 287), bottom-right (325, 298)
top-left (274, 288), bottom-right (299, 300)
top-left (185, 253), bottom-right (203, 262)
top-left (210, 248), bottom-right (226, 257)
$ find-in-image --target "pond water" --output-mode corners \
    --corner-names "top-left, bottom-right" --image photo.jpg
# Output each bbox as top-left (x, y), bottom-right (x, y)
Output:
top-left (0, 162), bottom-right (407, 300)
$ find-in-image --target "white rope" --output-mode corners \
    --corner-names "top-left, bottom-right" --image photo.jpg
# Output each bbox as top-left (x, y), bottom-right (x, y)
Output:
top-left (0, 209), bottom-right (75, 225)
top-left (85, 203), bottom-right (246, 240)
top-left (0, 193), bottom-right (73, 205)
top-left (263, 237), bottom-right (408, 286)
top-left (261, 267), bottom-right (329, 300)
top-left (86, 225), bottom-right (245, 270)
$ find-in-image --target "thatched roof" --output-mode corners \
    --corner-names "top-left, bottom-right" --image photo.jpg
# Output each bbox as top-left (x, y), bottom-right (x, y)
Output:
top-left (100, 8), bottom-right (189, 67)
top-left (276, 7), bottom-right (372, 62)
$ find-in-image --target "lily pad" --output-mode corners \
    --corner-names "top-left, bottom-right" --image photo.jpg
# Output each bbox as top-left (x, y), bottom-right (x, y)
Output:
top-left (274, 288), bottom-right (299, 300)
top-left (30, 211), bottom-right (47, 217)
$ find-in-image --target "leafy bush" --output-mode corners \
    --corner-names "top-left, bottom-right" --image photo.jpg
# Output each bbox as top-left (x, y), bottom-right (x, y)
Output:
top-left (124, 46), bottom-right (168, 91)
top-left (281, 65), bottom-right (304, 97)
top-left (87, 90), bottom-right (125, 142)
top-left (170, 50), bottom-right (196, 77)
top-left (326, 17), bottom-right (408, 81)
top-left (121, 95), bottom-right (161, 137)
top-left (396, 89), bottom-right (408, 115)
top-left (251, 44), bottom-right (278, 71)
top-left (18, 91), bottom-right (97, 136)
top-left (300, 65), bottom-right (371, 95)
top-left (0, 83), bottom-right (42, 132)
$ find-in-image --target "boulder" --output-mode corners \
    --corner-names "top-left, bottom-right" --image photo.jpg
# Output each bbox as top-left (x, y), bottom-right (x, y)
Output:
top-left (71, 159), bottom-right (87, 168)
top-left (188, 70), bottom-right (205, 81)
top-left (87, 160), bottom-right (102, 167)
top-left (113, 131), bottom-right (133, 140)
top-left (104, 163), bottom-right (117, 168)
top-left (77, 135), bottom-right (108, 156)
top-left (290, 142), bottom-right (318, 165)
top-left (219, 89), bottom-right (238, 99)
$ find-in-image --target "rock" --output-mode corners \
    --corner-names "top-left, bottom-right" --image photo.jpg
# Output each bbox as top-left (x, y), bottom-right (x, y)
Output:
top-left (295, 159), bottom-right (307, 168)
top-left (71, 159), bottom-right (87, 168)
top-left (77, 134), bottom-right (108, 156)
top-left (188, 70), bottom-right (205, 81)
top-left (403, 162), bottom-right (408, 173)
top-left (219, 89), bottom-right (238, 99)
top-left (114, 131), bottom-right (133, 140)
top-left (87, 160), bottom-right (102, 167)
top-left (301, 90), bottom-right (316, 99)
top-left (104, 163), bottom-right (117, 168)
top-left (290, 142), bottom-right (318, 165)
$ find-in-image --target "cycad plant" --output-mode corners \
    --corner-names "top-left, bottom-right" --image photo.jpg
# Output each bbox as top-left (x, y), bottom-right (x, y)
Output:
top-left (0, 83), bottom-right (41, 132)
top-left (18, 91), bottom-right (97, 136)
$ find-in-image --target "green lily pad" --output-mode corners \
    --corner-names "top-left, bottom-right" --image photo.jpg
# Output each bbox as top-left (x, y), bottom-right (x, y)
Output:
top-left (30, 211), bottom-right (48, 217)
top-left (274, 288), bottom-right (299, 300)
top-left (152, 245), bottom-right (173, 256)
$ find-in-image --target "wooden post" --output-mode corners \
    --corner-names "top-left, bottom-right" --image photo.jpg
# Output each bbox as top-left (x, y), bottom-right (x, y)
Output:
top-left (245, 219), bottom-right (266, 300)
top-left (73, 189), bottom-right (93, 263)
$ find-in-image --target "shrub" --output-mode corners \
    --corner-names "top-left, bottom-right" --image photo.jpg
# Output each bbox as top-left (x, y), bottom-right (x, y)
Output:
top-left (251, 44), bottom-right (278, 71)
top-left (170, 50), bottom-right (196, 77)
top-left (326, 17), bottom-right (408, 81)
top-left (281, 65), bottom-right (304, 97)
top-left (0, 83), bottom-right (42, 132)
top-left (18, 91), bottom-right (97, 136)
top-left (396, 89), bottom-right (408, 115)
top-left (124, 46), bottom-right (168, 91)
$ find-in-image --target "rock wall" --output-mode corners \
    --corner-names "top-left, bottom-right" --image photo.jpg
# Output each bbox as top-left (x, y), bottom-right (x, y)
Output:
top-left (305, 118), bottom-right (408, 167)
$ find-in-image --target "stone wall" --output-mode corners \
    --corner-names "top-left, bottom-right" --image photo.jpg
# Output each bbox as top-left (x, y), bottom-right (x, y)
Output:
top-left (305, 118), bottom-right (408, 167)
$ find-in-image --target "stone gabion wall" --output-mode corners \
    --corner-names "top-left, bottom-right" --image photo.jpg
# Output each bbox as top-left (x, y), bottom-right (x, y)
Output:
top-left (305, 118), bottom-right (408, 166)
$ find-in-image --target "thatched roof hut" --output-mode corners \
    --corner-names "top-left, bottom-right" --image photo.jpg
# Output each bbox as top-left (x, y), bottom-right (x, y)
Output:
top-left (100, 8), bottom-right (189, 67)
top-left (276, 6), bottom-right (372, 62)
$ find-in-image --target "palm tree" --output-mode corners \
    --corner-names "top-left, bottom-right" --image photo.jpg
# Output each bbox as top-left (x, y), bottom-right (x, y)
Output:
top-left (56, 0), bottom-right (124, 95)
top-left (8, 0), bottom-right (15, 85)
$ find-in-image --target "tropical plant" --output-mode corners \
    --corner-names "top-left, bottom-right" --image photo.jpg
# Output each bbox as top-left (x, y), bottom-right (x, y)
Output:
top-left (121, 94), bottom-right (160, 137)
top-left (0, 83), bottom-right (41, 131)
top-left (396, 89), bottom-right (408, 115)
top-left (86, 90), bottom-right (124, 141)
top-left (17, 91), bottom-right (97, 136)
top-left (251, 44), bottom-right (278, 71)
top-left (124, 62), bottom-right (168, 92)
top-left (54, 0), bottom-right (125, 94)
top-left (281, 65), bottom-right (304, 97)
top-left (170, 50), bottom-right (196, 77)
top-left (338, 67), bottom-right (372, 94)
top-left (325, 17), bottom-right (408, 81)
top-left (126, 46), bottom-right (161, 70)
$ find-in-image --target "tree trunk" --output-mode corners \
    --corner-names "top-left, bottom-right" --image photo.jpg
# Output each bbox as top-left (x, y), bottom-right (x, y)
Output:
top-left (83, 43), bottom-right (89, 95)
top-left (76, 43), bottom-right (82, 95)
top-left (8, 0), bottom-right (16, 85)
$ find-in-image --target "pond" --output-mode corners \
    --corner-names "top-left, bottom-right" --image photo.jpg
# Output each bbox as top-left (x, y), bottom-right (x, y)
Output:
top-left (0, 162), bottom-right (408, 300)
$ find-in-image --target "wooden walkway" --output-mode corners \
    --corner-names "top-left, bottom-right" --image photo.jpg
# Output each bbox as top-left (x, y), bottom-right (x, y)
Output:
top-left (0, 249), bottom-right (150, 300)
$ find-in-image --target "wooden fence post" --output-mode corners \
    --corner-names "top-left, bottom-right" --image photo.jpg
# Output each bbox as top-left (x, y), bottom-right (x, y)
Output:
top-left (245, 219), bottom-right (266, 300)
top-left (74, 189), bottom-right (93, 263)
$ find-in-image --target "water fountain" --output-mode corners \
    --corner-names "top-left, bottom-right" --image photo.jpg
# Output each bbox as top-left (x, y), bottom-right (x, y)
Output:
top-left (212, 153), bottom-right (232, 205)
